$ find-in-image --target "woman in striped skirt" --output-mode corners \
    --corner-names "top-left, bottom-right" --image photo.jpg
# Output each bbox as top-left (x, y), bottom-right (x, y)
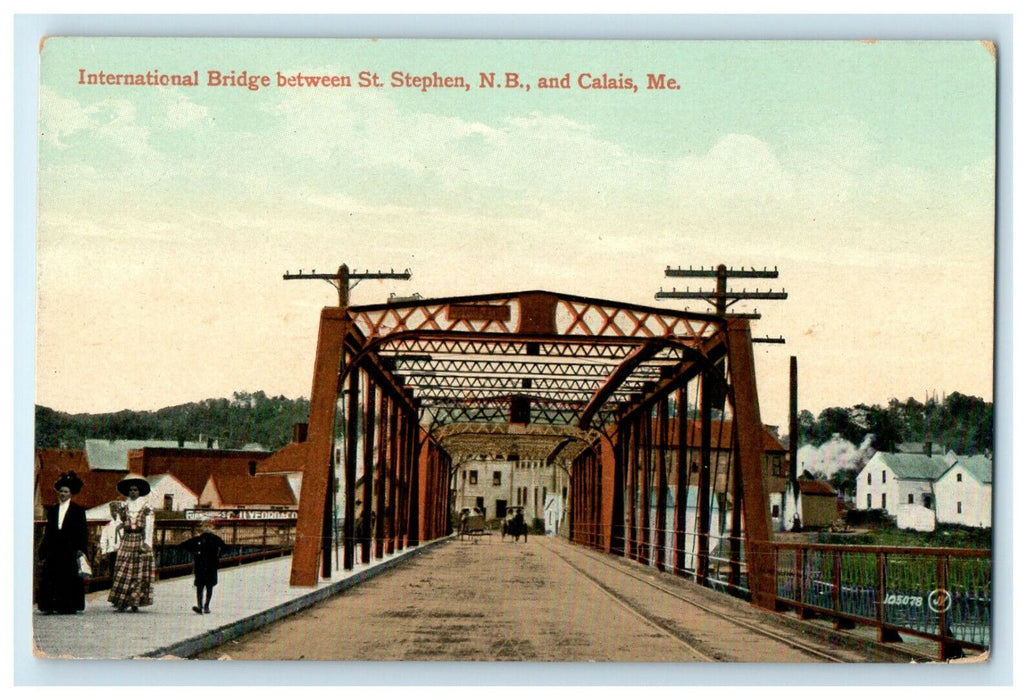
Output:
top-left (107, 477), bottom-right (155, 613)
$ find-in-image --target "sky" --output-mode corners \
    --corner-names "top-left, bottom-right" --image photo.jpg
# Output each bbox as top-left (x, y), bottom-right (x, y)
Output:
top-left (34, 37), bottom-right (997, 428)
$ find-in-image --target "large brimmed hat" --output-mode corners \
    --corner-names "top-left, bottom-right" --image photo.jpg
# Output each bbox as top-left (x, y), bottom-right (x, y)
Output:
top-left (54, 471), bottom-right (83, 495)
top-left (116, 476), bottom-right (151, 497)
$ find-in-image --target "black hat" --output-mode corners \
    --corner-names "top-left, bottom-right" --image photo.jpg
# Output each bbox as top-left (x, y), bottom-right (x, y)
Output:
top-left (117, 476), bottom-right (151, 497)
top-left (54, 471), bottom-right (83, 495)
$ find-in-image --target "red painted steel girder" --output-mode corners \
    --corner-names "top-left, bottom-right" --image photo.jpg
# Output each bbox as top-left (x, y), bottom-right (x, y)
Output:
top-left (349, 289), bottom-right (721, 341)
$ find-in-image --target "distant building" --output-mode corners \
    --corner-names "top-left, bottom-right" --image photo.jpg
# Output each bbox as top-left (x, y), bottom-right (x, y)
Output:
top-left (454, 457), bottom-right (568, 522)
top-left (934, 454), bottom-right (992, 528)
top-left (856, 451), bottom-right (993, 531)
top-left (796, 477), bottom-right (838, 528)
top-left (198, 474), bottom-right (297, 510)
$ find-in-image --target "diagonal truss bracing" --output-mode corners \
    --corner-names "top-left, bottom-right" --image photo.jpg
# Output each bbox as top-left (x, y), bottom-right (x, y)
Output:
top-left (289, 289), bottom-right (776, 609)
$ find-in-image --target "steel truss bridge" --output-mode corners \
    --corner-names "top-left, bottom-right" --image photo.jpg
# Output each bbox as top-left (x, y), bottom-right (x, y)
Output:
top-left (258, 289), bottom-right (774, 601)
top-left (255, 289), bottom-right (988, 660)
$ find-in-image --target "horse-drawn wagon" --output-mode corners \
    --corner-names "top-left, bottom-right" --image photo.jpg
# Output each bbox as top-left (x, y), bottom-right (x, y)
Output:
top-left (502, 506), bottom-right (528, 542)
top-left (458, 508), bottom-right (490, 542)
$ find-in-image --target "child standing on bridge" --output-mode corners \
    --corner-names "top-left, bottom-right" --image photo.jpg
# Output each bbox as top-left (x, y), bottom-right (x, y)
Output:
top-left (178, 523), bottom-right (226, 614)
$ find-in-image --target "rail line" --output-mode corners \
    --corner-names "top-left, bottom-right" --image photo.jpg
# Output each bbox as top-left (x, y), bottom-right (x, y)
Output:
top-left (541, 539), bottom-right (848, 663)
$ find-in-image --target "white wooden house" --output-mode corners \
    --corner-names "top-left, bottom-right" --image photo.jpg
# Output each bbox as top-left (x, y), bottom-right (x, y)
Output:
top-left (856, 452), bottom-right (950, 527)
top-left (934, 455), bottom-right (992, 527)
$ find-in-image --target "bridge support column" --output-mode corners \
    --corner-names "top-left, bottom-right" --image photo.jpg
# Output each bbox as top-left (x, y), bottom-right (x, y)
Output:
top-left (726, 319), bottom-right (777, 610)
top-left (598, 434), bottom-right (619, 554)
top-left (654, 395), bottom-right (669, 572)
top-left (674, 384), bottom-right (688, 576)
top-left (417, 436), bottom-right (432, 544)
top-left (290, 308), bottom-right (350, 588)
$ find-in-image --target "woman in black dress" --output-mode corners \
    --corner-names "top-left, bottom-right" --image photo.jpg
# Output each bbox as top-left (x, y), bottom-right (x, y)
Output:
top-left (37, 472), bottom-right (89, 614)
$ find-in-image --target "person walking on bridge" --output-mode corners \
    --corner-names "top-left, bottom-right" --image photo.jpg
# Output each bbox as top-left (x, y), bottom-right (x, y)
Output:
top-left (108, 477), bottom-right (155, 613)
top-left (36, 471), bottom-right (89, 614)
top-left (178, 523), bottom-right (226, 614)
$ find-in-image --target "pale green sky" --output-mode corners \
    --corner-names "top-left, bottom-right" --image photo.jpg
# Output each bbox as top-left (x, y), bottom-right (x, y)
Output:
top-left (36, 38), bottom-right (996, 425)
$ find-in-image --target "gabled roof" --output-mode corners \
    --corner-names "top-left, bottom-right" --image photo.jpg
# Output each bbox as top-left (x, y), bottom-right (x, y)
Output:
top-left (871, 452), bottom-right (951, 481)
top-left (799, 479), bottom-right (837, 496)
top-left (85, 439), bottom-right (209, 471)
top-left (207, 475), bottom-right (297, 507)
top-left (134, 448), bottom-right (266, 494)
top-left (941, 455), bottom-right (993, 485)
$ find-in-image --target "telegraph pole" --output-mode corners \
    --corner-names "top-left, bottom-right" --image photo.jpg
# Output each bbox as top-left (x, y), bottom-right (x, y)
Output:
top-left (656, 264), bottom-right (786, 343)
top-left (655, 264), bottom-right (787, 584)
top-left (284, 263), bottom-right (412, 307)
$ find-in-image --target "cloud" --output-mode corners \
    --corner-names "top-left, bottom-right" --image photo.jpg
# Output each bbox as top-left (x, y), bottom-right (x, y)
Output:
top-left (160, 89), bottom-right (209, 129)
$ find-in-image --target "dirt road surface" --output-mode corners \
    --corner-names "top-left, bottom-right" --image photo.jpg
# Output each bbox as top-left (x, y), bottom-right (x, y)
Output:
top-left (197, 536), bottom-right (873, 662)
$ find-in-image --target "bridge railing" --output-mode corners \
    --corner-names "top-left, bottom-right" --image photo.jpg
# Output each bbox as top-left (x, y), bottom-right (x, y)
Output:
top-left (770, 542), bottom-right (991, 659)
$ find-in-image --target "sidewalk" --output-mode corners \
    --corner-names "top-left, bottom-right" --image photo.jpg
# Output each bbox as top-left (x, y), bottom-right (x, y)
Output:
top-left (32, 539), bottom-right (446, 660)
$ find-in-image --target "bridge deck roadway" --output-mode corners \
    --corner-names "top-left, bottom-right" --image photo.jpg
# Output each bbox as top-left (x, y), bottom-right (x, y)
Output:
top-left (203, 537), bottom-right (943, 662)
top-left (33, 535), bottom-right (946, 663)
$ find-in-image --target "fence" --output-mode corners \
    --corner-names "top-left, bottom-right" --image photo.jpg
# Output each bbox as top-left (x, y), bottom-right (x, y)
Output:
top-left (771, 542), bottom-right (991, 659)
top-left (571, 510), bottom-right (991, 661)
top-left (33, 518), bottom-right (295, 594)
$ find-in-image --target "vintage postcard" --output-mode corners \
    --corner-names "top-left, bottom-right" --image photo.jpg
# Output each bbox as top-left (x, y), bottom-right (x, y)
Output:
top-left (31, 36), bottom-right (996, 669)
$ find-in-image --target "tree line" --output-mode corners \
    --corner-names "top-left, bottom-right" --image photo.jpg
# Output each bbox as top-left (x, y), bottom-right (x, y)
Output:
top-left (36, 389), bottom-right (993, 458)
top-left (35, 391), bottom-right (311, 451)
top-left (797, 391), bottom-right (993, 455)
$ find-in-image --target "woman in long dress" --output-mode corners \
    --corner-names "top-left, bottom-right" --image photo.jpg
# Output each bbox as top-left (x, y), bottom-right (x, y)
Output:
top-left (107, 476), bottom-right (155, 612)
top-left (37, 471), bottom-right (89, 614)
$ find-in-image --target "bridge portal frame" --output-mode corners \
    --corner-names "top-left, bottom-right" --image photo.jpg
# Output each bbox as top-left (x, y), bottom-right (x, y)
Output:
top-left (280, 291), bottom-right (775, 609)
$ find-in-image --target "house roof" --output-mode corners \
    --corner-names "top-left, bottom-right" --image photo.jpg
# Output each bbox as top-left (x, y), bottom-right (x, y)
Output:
top-left (207, 475), bottom-right (297, 507)
top-left (942, 455), bottom-right (993, 484)
top-left (799, 479), bottom-right (837, 496)
top-left (85, 439), bottom-right (209, 471)
top-left (896, 442), bottom-right (947, 456)
top-left (650, 420), bottom-right (785, 453)
top-left (132, 447), bottom-right (273, 494)
top-left (873, 452), bottom-right (951, 481)
top-left (36, 466), bottom-right (138, 510)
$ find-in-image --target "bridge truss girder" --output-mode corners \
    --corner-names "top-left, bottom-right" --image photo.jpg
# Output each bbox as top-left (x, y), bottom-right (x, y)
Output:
top-left (281, 290), bottom-right (776, 608)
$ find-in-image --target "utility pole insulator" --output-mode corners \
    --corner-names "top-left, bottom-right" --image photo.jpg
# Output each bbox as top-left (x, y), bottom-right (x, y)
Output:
top-left (285, 263), bottom-right (412, 307)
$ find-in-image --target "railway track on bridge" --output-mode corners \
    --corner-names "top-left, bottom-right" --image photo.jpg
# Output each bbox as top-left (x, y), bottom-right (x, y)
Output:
top-left (541, 538), bottom-right (935, 663)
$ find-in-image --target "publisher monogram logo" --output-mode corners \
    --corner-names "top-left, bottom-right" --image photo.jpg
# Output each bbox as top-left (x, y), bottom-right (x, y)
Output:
top-left (928, 589), bottom-right (953, 614)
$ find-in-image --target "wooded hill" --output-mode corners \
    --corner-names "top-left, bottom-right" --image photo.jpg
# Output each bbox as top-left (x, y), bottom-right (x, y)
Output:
top-left (35, 391), bottom-right (311, 451)
top-left (35, 390), bottom-right (992, 456)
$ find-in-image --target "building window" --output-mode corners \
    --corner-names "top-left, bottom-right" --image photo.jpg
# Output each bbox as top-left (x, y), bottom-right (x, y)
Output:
top-left (562, 487), bottom-right (568, 502)
top-left (908, 494), bottom-right (914, 504)
top-left (469, 471), bottom-right (478, 485)
top-left (492, 471), bottom-right (502, 486)
top-left (533, 487), bottom-right (538, 506)
top-left (957, 473), bottom-right (963, 482)
top-left (958, 501), bottom-right (963, 514)
top-left (771, 504), bottom-right (780, 517)
top-left (772, 455), bottom-right (782, 477)
top-left (881, 493), bottom-right (886, 509)
top-left (867, 473), bottom-right (872, 485)
top-left (164, 494), bottom-right (174, 510)
top-left (867, 494), bottom-right (872, 509)
top-left (882, 470), bottom-right (886, 484)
